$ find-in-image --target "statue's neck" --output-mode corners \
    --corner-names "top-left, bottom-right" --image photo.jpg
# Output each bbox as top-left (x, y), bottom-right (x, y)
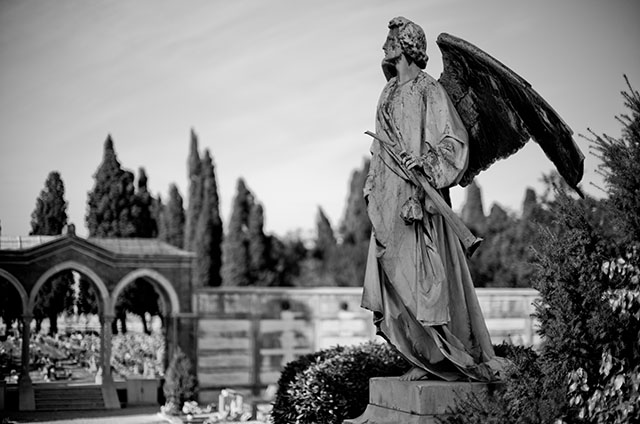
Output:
top-left (395, 56), bottom-right (421, 85)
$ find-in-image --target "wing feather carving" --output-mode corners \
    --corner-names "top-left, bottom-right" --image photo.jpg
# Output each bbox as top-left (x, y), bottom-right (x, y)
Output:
top-left (436, 33), bottom-right (584, 195)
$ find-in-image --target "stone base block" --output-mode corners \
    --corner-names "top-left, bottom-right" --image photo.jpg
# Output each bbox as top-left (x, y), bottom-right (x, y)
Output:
top-left (344, 377), bottom-right (500, 424)
top-left (126, 378), bottom-right (160, 405)
top-left (101, 382), bottom-right (121, 409)
top-left (18, 377), bottom-right (35, 411)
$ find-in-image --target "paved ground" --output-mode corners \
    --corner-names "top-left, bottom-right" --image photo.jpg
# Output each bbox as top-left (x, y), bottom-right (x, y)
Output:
top-left (0, 406), bottom-right (166, 424)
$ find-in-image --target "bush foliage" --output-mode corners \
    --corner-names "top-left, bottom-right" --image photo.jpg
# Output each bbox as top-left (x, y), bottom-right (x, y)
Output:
top-left (163, 347), bottom-right (196, 414)
top-left (271, 341), bottom-right (409, 424)
top-left (446, 79), bottom-right (640, 423)
top-left (271, 347), bottom-right (345, 424)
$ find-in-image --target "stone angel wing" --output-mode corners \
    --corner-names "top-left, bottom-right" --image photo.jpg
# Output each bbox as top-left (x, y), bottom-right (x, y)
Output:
top-left (436, 33), bottom-right (585, 195)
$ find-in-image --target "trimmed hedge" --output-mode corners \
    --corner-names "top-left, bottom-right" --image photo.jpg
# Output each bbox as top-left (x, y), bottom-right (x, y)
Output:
top-left (271, 341), bottom-right (410, 424)
top-left (271, 346), bottom-right (345, 424)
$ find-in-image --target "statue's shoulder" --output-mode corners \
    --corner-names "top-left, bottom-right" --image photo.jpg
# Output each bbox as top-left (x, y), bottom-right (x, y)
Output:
top-left (416, 71), bottom-right (446, 99)
top-left (382, 76), bottom-right (397, 90)
top-left (379, 77), bottom-right (399, 102)
top-left (417, 72), bottom-right (440, 89)
top-left (380, 72), bottom-right (442, 99)
top-left (418, 71), bottom-right (436, 84)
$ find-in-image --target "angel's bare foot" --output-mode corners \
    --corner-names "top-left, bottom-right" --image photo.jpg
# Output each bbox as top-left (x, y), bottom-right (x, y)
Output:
top-left (399, 366), bottom-right (429, 381)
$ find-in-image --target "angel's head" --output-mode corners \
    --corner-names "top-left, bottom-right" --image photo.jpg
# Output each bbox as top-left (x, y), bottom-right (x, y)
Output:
top-left (384, 17), bottom-right (428, 70)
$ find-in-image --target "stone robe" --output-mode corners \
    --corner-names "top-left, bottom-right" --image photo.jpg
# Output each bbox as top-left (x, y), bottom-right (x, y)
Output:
top-left (362, 71), bottom-right (501, 381)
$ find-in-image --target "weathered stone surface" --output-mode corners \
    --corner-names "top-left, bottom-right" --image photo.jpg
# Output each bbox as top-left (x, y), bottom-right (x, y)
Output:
top-left (345, 404), bottom-right (439, 424)
top-left (344, 377), bottom-right (501, 424)
top-left (437, 32), bottom-right (584, 192)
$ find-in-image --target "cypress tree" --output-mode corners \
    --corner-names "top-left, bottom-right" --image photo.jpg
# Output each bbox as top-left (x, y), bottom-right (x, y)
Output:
top-left (119, 167), bottom-right (162, 332)
top-left (118, 169), bottom-right (137, 237)
top-left (220, 178), bottom-right (296, 286)
top-left (0, 279), bottom-right (22, 327)
top-left (85, 136), bottom-right (131, 330)
top-left (339, 158), bottom-right (371, 245)
top-left (248, 201), bottom-right (299, 286)
top-left (30, 171), bottom-right (73, 335)
top-left (485, 204), bottom-right (511, 233)
top-left (521, 188), bottom-right (538, 221)
top-left (297, 206), bottom-right (339, 286)
top-left (267, 234), bottom-right (307, 287)
top-left (194, 205), bottom-right (214, 287)
top-left (85, 135), bottom-right (159, 333)
top-left (314, 207), bottom-right (336, 260)
top-left (194, 150), bottom-right (223, 286)
top-left (154, 195), bottom-right (167, 242)
top-left (331, 159), bottom-right (372, 286)
top-left (184, 129), bottom-right (203, 251)
top-left (461, 180), bottom-right (486, 235)
top-left (132, 167), bottom-right (157, 237)
top-left (76, 274), bottom-right (98, 316)
top-left (221, 178), bottom-right (253, 286)
top-left (86, 135), bottom-right (137, 237)
top-left (30, 171), bottom-right (68, 235)
top-left (248, 202), bottom-right (268, 281)
top-left (160, 184), bottom-right (186, 249)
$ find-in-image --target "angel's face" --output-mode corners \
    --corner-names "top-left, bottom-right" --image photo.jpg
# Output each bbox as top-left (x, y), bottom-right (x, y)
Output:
top-left (383, 28), bottom-right (402, 64)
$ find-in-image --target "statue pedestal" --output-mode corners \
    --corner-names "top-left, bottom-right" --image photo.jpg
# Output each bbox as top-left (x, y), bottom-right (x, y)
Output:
top-left (344, 377), bottom-right (500, 424)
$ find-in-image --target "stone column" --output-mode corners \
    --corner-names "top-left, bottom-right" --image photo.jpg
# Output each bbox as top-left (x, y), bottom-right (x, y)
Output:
top-left (18, 314), bottom-right (35, 410)
top-left (98, 314), bottom-right (120, 409)
top-left (99, 315), bottom-right (114, 385)
top-left (162, 314), bottom-right (173, 372)
top-left (171, 315), bottom-right (178, 361)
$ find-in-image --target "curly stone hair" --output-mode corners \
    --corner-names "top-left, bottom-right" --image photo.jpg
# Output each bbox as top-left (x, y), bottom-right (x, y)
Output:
top-left (388, 16), bottom-right (428, 69)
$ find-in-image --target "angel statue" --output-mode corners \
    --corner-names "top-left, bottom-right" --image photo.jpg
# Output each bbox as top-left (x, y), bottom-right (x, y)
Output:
top-left (361, 16), bottom-right (584, 382)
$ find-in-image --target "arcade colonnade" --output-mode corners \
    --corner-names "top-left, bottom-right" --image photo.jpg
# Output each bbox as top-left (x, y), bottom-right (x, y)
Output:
top-left (0, 231), bottom-right (195, 410)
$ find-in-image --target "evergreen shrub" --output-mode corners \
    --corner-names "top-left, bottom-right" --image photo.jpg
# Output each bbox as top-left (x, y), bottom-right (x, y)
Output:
top-left (447, 190), bottom-right (640, 424)
top-left (446, 79), bottom-right (640, 423)
top-left (162, 347), bottom-right (196, 414)
top-left (271, 341), bottom-right (410, 424)
top-left (444, 343), bottom-right (546, 424)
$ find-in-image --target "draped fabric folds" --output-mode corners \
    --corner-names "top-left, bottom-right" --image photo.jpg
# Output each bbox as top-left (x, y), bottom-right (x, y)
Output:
top-left (362, 71), bottom-right (504, 381)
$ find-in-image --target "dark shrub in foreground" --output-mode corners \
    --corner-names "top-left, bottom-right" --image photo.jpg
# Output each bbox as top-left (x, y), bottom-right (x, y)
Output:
top-left (271, 341), bottom-right (410, 424)
top-left (271, 346), bottom-right (345, 424)
top-left (444, 343), bottom-right (545, 423)
top-left (447, 80), bottom-right (640, 424)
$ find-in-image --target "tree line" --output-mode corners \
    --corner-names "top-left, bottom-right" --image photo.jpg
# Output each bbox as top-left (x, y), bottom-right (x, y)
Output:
top-left (0, 128), bottom-right (369, 334)
top-left (1, 123), bottom-right (564, 334)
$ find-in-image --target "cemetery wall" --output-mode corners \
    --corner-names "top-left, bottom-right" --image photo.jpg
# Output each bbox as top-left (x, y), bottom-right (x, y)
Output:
top-left (192, 287), bottom-right (538, 403)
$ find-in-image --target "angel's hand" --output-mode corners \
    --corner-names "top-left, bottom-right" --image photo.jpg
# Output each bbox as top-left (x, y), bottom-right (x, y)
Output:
top-left (399, 150), bottom-right (422, 170)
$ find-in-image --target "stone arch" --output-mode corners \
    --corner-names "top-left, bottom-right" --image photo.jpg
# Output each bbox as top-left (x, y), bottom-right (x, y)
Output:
top-left (109, 268), bottom-right (180, 317)
top-left (28, 260), bottom-right (110, 316)
top-left (0, 268), bottom-right (28, 314)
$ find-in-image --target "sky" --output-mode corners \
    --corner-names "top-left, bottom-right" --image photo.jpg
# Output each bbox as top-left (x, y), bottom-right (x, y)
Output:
top-left (1, 0), bottom-right (639, 239)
